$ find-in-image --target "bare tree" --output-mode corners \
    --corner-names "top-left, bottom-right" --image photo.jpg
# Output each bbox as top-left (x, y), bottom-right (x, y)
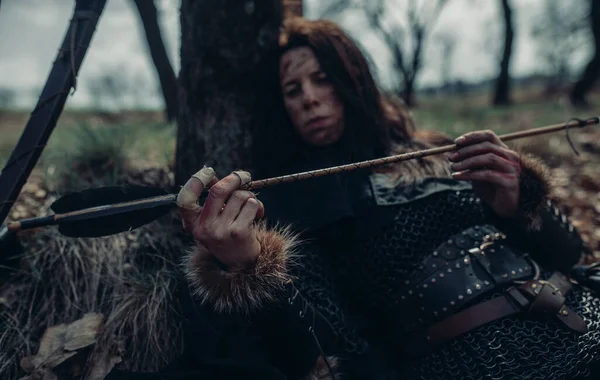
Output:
top-left (492, 0), bottom-right (513, 106)
top-left (131, 0), bottom-right (179, 121)
top-left (433, 31), bottom-right (457, 90)
top-left (87, 68), bottom-right (131, 111)
top-left (175, 0), bottom-right (282, 184)
top-left (87, 66), bottom-right (155, 111)
top-left (322, 0), bottom-right (449, 107)
top-left (531, 0), bottom-right (588, 95)
top-left (570, 0), bottom-right (600, 107)
top-left (0, 88), bottom-right (16, 109)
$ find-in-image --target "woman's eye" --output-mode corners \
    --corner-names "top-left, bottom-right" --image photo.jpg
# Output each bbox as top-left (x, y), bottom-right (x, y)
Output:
top-left (284, 85), bottom-right (300, 97)
top-left (316, 73), bottom-right (328, 82)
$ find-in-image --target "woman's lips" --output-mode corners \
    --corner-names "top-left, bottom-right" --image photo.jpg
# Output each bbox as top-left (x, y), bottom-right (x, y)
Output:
top-left (305, 116), bottom-right (329, 129)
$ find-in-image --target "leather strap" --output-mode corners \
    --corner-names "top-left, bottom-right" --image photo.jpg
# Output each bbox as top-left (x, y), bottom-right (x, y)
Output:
top-left (427, 289), bottom-right (522, 344)
top-left (426, 272), bottom-right (587, 346)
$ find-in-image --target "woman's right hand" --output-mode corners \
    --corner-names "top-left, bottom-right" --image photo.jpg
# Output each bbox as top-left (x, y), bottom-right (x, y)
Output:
top-left (178, 168), bottom-right (265, 270)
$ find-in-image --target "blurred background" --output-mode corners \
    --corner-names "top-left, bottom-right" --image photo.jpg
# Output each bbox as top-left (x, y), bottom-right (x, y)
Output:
top-left (0, 0), bottom-right (595, 110)
top-left (2, 0), bottom-right (598, 251)
top-left (0, 1), bottom-right (599, 378)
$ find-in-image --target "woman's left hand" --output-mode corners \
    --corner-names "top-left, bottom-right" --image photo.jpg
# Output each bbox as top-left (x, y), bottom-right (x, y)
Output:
top-left (448, 130), bottom-right (521, 219)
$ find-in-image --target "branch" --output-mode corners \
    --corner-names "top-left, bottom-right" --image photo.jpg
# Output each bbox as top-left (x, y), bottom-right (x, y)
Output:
top-left (406, 0), bottom-right (448, 77)
top-left (409, 25), bottom-right (424, 80)
top-left (320, 0), bottom-right (353, 18)
top-left (364, 1), bottom-right (408, 79)
top-left (131, 0), bottom-right (178, 121)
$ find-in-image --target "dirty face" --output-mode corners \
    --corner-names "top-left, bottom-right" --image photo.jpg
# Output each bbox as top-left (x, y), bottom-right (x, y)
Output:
top-left (279, 46), bottom-right (345, 147)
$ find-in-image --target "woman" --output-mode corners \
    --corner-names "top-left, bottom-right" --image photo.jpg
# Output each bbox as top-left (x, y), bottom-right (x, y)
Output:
top-left (177, 18), bottom-right (600, 379)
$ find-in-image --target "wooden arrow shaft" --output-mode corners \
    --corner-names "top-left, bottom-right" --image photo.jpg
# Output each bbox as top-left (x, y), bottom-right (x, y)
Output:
top-left (5, 116), bottom-right (599, 233)
top-left (241, 116), bottom-right (599, 190)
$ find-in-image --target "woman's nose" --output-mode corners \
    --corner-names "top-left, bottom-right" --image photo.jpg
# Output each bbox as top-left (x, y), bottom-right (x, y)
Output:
top-left (302, 84), bottom-right (319, 107)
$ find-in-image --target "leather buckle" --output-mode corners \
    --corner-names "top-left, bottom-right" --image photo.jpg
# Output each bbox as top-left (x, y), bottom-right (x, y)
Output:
top-left (479, 241), bottom-right (494, 251)
top-left (528, 281), bottom-right (565, 315)
top-left (535, 280), bottom-right (562, 296)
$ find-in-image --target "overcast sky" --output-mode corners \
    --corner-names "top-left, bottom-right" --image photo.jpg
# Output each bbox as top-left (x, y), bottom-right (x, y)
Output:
top-left (0, 0), bottom-right (592, 109)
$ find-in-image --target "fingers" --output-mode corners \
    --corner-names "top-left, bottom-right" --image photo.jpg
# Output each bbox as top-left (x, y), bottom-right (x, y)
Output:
top-left (448, 141), bottom-right (519, 163)
top-left (450, 153), bottom-right (520, 174)
top-left (450, 130), bottom-right (521, 188)
top-left (454, 130), bottom-right (508, 149)
top-left (177, 166), bottom-right (217, 210)
top-left (180, 208), bottom-right (200, 232)
top-left (256, 199), bottom-right (265, 219)
top-left (178, 167), bottom-right (217, 230)
top-left (179, 168), bottom-right (264, 239)
top-left (452, 169), bottom-right (516, 188)
top-left (200, 174), bottom-right (241, 222)
top-left (231, 198), bottom-right (261, 232)
top-left (220, 190), bottom-right (256, 222)
top-left (200, 170), bottom-right (253, 224)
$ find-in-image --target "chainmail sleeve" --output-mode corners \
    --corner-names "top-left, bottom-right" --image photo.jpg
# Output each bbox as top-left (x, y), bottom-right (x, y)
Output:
top-left (486, 199), bottom-right (588, 273)
top-left (472, 152), bottom-right (588, 272)
top-left (257, 237), bottom-right (389, 379)
top-left (288, 239), bottom-right (370, 356)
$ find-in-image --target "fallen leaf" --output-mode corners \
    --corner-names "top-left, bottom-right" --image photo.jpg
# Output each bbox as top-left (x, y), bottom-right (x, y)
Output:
top-left (20, 313), bottom-right (105, 378)
top-left (86, 351), bottom-right (122, 380)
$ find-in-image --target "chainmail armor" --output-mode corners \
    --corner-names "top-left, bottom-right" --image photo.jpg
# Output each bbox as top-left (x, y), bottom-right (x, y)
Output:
top-left (291, 187), bottom-right (600, 379)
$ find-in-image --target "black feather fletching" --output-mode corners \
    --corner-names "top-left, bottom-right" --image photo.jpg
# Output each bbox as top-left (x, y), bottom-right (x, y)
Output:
top-left (50, 185), bottom-right (176, 238)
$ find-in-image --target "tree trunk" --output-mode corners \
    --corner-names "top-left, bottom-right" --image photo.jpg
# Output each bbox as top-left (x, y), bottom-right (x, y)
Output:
top-left (493, 0), bottom-right (514, 106)
top-left (570, 0), bottom-right (600, 107)
top-left (131, 0), bottom-right (179, 121)
top-left (175, 0), bottom-right (283, 185)
top-left (402, 77), bottom-right (416, 107)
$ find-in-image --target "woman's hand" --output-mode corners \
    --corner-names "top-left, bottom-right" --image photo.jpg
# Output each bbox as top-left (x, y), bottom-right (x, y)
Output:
top-left (449, 130), bottom-right (521, 219)
top-left (178, 169), bottom-right (265, 270)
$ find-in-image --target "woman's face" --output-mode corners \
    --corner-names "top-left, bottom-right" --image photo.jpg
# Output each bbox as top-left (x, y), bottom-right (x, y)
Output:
top-left (279, 46), bottom-right (345, 147)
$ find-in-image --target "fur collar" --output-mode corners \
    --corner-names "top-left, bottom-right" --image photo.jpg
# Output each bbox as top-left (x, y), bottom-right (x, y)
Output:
top-left (373, 130), bottom-right (454, 187)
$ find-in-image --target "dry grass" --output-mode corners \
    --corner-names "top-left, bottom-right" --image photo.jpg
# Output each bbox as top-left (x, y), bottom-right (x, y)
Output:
top-left (0, 122), bottom-right (185, 378)
top-left (0, 210), bottom-right (189, 379)
top-left (0, 211), bottom-right (190, 378)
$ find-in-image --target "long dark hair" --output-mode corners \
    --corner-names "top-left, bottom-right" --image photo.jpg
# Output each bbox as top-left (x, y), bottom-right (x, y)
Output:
top-left (253, 17), bottom-right (415, 177)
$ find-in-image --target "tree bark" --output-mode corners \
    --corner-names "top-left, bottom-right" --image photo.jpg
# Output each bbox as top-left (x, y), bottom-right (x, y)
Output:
top-left (175, 0), bottom-right (283, 185)
top-left (402, 77), bottom-right (416, 107)
top-left (131, 0), bottom-right (179, 121)
top-left (493, 0), bottom-right (514, 106)
top-left (570, 0), bottom-right (600, 107)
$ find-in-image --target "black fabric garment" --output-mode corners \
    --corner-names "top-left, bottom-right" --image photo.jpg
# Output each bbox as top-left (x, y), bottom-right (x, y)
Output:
top-left (254, 140), bottom-right (375, 232)
top-left (105, 363), bottom-right (285, 380)
top-left (105, 282), bottom-right (289, 380)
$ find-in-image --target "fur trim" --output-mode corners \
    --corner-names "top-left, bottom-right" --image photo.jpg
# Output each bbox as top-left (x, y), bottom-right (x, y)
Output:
top-left (302, 356), bottom-right (340, 380)
top-left (183, 221), bottom-right (301, 314)
top-left (376, 136), bottom-right (453, 186)
top-left (516, 153), bottom-right (554, 230)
